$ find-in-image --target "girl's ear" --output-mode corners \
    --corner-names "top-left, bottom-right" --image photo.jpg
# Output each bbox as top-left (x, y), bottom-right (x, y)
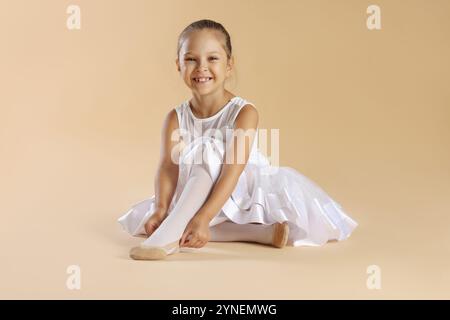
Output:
top-left (175, 58), bottom-right (181, 72)
top-left (228, 55), bottom-right (234, 69)
top-left (226, 55), bottom-right (234, 76)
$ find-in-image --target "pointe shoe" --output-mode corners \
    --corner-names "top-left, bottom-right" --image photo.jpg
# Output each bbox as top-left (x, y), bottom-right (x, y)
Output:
top-left (271, 222), bottom-right (289, 248)
top-left (129, 240), bottom-right (180, 260)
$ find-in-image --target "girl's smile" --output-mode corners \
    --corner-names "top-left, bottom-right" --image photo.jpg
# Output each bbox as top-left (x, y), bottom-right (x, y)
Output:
top-left (192, 77), bottom-right (213, 84)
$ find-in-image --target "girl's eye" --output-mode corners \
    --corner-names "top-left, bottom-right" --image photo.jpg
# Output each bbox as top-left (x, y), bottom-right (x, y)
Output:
top-left (185, 57), bottom-right (218, 61)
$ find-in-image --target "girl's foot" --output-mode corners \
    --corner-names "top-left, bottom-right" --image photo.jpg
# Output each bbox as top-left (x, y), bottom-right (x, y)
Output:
top-left (129, 240), bottom-right (180, 260)
top-left (271, 222), bottom-right (289, 248)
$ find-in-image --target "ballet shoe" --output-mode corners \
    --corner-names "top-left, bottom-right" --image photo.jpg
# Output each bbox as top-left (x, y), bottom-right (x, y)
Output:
top-left (271, 221), bottom-right (289, 248)
top-left (129, 240), bottom-right (180, 260)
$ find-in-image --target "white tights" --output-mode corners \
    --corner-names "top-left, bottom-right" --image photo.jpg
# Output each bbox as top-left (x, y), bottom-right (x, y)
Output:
top-left (141, 158), bottom-right (274, 253)
top-left (209, 221), bottom-right (274, 244)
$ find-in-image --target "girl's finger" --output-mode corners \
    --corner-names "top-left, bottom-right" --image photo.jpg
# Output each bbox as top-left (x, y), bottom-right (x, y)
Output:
top-left (180, 231), bottom-right (190, 247)
top-left (193, 239), bottom-right (203, 248)
top-left (184, 235), bottom-right (195, 248)
top-left (185, 235), bottom-right (196, 248)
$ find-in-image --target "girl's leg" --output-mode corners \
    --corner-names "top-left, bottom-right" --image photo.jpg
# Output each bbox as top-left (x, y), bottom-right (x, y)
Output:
top-left (133, 140), bottom-right (283, 259)
top-left (140, 162), bottom-right (216, 251)
top-left (209, 221), bottom-right (275, 245)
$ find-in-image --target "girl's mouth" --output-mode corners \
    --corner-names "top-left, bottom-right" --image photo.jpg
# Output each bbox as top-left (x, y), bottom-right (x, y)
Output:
top-left (193, 77), bottom-right (213, 84)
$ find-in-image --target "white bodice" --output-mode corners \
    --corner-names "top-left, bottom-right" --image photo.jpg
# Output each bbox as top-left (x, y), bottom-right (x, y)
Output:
top-left (174, 96), bottom-right (263, 164)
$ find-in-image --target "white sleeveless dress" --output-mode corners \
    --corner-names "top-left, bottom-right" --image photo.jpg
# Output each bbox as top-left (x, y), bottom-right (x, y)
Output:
top-left (118, 96), bottom-right (358, 246)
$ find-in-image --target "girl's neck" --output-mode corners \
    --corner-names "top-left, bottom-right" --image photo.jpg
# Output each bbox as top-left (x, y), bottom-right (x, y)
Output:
top-left (189, 90), bottom-right (236, 119)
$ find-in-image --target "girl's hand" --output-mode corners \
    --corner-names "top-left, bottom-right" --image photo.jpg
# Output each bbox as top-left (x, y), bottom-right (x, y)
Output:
top-left (144, 208), bottom-right (168, 236)
top-left (179, 215), bottom-right (211, 248)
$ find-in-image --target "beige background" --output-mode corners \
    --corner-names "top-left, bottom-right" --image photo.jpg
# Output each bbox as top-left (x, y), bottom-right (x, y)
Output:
top-left (1, 0), bottom-right (449, 299)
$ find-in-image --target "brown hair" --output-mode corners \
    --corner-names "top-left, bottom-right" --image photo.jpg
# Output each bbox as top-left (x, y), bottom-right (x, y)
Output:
top-left (176, 19), bottom-right (232, 61)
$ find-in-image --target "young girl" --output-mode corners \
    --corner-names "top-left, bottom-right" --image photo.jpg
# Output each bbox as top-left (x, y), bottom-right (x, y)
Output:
top-left (118, 19), bottom-right (358, 260)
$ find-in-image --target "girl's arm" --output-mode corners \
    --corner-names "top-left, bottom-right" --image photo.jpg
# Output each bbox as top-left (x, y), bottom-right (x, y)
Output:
top-left (196, 104), bottom-right (259, 223)
top-left (153, 109), bottom-right (180, 216)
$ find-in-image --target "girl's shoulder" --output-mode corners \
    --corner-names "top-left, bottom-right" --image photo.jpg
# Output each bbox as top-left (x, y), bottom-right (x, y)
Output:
top-left (229, 97), bottom-right (258, 129)
top-left (163, 108), bottom-right (180, 131)
top-left (233, 96), bottom-right (256, 107)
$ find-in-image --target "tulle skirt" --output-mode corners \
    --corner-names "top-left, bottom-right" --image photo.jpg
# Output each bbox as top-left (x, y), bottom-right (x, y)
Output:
top-left (118, 137), bottom-right (358, 246)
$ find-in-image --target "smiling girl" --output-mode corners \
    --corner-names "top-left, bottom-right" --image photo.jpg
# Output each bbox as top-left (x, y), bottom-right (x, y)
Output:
top-left (118, 19), bottom-right (358, 260)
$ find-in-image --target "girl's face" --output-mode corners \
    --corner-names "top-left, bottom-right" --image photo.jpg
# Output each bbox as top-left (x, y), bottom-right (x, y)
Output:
top-left (176, 29), bottom-right (233, 95)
